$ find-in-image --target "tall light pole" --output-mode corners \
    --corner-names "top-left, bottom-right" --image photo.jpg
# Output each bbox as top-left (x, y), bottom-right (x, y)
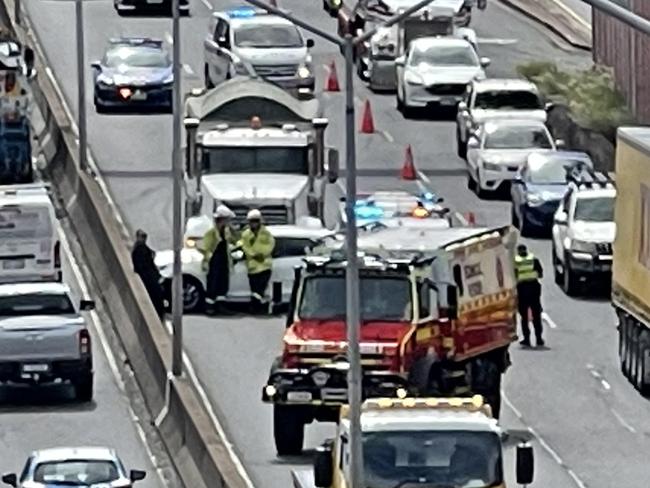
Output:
top-left (241, 0), bottom-right (436, 485)
top-left (171, 0), bottom-right (183, 376)
top-left (75, 0), bottom-right (88, 172)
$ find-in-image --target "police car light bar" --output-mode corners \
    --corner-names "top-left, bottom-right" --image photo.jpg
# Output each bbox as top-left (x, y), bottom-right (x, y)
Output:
top-left (361, 395), bottom-right (490, 413)
top-left (226, 6), bottom-right (265, 18)
top-left (110, 37), bottom-right (163, 47)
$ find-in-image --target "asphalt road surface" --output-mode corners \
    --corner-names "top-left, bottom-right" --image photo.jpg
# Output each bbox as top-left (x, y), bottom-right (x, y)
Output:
top-left (21, 0), bottom-right (650, 487)
top-left (0, 229), bottom-right (163, 487)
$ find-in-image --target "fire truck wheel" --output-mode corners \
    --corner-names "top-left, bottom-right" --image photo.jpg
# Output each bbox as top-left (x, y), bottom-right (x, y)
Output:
top-left (274, 405), bottom-right (305, 456)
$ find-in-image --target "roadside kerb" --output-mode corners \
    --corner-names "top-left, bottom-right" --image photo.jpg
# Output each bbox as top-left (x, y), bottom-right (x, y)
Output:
top-left (0, 2), bottom-right (253, 488)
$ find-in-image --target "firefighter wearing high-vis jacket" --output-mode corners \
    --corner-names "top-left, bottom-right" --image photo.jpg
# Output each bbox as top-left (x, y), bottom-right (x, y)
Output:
top-left (515, 243), bottom-right (545, 347)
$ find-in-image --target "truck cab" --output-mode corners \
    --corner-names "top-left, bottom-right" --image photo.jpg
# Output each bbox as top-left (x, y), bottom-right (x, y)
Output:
top-left (263, 225), bottom-right (517, 455)
top-left (294, 396), bottom-right (534, 488)
top-left (184, 77), bottom-right (342, 230)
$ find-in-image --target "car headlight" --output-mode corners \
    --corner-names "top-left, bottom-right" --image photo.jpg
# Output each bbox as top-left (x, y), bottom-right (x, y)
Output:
top-left (526, 193), bottom-right (543, 205)
top-left (404, 71), bottom-right (423, 85)
top-left (97, 74), bottom-right (114, 86)
top-left (570, 239), bottom-right (595, 253)
top-left (163, 73), bottom-right (174, 84)
top-left (297, 64), bottom-right (312, 79)
top-left (475, 71), bottom-right (486, 80)
top-left (483, 162), bottom-right (501, 171)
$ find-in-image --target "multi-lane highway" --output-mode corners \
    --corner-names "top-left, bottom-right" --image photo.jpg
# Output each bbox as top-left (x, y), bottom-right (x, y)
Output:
top-left (21, 0), bottom-right (650, 487)
top-left (0, 228), bottom-right (165, 487)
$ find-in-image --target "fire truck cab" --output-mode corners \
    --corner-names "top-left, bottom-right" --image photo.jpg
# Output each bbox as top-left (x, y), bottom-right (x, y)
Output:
top-left (263, 225), bottom-right (518, 455)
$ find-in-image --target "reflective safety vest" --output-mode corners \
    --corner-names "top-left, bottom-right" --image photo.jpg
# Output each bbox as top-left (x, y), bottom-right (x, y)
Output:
top-left (514, 253), bottom-right (539, 283)
top-left (239, 226), bottom-right (275, 275)
top-left (201, 226), bottom-right (237, 270)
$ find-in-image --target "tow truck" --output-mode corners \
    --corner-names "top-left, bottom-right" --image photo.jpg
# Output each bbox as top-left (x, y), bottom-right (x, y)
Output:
top-left (263, 224), bottom-right (518, 454)
top-left (293, 396), bottom-right (534, 488)
top-left (333, 0), bottom-right (478, 89)
top-left (183, 77), bottom-right (342, 230)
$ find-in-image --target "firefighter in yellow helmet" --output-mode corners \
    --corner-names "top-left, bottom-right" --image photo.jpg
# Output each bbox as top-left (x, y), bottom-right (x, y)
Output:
top-left (202, 205), bottom-right (237, 315)
top-left (514, 243), bottom-right (545, 347)
top-left (239, 209), bottom-right (275, 313)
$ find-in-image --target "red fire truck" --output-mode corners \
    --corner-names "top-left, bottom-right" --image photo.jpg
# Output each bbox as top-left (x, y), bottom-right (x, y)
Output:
top-left (262, 224), bottom-right (518, 455)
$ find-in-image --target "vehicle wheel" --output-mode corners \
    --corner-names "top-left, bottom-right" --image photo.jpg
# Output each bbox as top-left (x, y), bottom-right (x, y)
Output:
top-left (467, 172), bottom-right (476, 191)
top-left (475, 172), bottom-right (488, 198)
top-left (456, 128), bottom-right (467, 159)
top-left (356, 56), bottom-right (368, 81)
top-left (485, 388), bottom-right (501, 419)
top-left (562, 260), bottom-right (579, 296)
top-left (552, 248), bottom-right (562, 285)
top-left (182, 275), bottom-right (205, 314)
top-left (519, 209), bottom-right (531, 237)
top-left (273, 405), bottom-right (305, 456)
top-left (204, 64), bottom-right (214, 89)
top-left (74, 374), bottom-right (94, 402)
top-left (511, 206), bottom-right (519, 228)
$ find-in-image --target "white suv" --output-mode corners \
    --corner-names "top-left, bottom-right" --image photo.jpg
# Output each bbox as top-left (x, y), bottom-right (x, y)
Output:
top-left (551, 169), bottom-right (616, 296)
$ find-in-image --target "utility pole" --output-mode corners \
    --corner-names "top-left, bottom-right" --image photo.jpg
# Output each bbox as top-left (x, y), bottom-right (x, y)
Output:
top-left (171, 0), bottom-right (183, 376)
top-left (75, 0), bottom-right (88, 172)
top-left (240, 1), bottom-right (436, 486)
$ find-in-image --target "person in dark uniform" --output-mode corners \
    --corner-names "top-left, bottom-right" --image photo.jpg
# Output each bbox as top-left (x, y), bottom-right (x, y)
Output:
top-left (131, 229), bottom-right (165, 320)
top-left (514, 243), bottom-right (545, 347)
top-left (202, 205), bottom-right (237, 315)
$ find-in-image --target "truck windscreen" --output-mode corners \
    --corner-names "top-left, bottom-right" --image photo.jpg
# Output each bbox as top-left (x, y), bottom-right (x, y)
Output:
top-left (203, 147), bottom-right (309, 174)
top-left (363, 430), bottom-right (503, 488)
top-left (298, 275), bottom-right (412, 321)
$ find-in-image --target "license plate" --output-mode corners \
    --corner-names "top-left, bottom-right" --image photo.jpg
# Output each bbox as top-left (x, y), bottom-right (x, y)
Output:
top-left (287, 391), bottom-right (312, 402)
top-left (3, 259), bottom-right (24, 270)
top-left (22, 363), bottom-right (49, 373)
top-left (131, 90), bottom-right (147, 101)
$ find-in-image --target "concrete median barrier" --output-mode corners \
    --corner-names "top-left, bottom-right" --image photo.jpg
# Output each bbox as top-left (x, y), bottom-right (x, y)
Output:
top-left (0, 3), bottom-right (253, 488)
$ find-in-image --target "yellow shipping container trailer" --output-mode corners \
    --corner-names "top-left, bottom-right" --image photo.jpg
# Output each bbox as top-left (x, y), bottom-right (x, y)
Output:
top-left (614, 127), bottom-right (650, 394)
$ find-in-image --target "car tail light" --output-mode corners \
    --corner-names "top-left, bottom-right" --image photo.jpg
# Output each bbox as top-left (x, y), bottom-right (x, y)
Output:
top-left (54, 241), bottom-right (61, 268)
top-left (79, 329), bottom-right (91, 355)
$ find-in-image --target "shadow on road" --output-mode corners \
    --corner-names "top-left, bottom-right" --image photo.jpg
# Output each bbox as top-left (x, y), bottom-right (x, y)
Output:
top-left (272, 448), bottom-right (317, 466)
top-left (0, 384), bottom-right (96, 413)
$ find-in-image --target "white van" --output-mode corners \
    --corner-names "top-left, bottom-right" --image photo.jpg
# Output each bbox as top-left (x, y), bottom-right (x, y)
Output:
top-left (0, 184), bottom-right (61, 283)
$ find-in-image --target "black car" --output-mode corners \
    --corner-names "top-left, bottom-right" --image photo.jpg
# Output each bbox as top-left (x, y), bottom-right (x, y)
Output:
top-left (92, 38), bottom-right (173, 113)
top-left (114, 0), bottom-right (189, 15)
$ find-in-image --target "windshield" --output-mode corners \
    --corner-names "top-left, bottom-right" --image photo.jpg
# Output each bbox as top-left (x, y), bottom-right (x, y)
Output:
top-left (484, 126), bottom-right (552, 150)
top-left (104, 46), bottom-right (169, 68)
top-left (528, 159), bottom-right (589, 184)
top-left (0, 293), bottom-right (75, 316)
top-left (234, 24), bottom-right (303, 48)
top-left (364, 430), bottom-right (503, 488)
top-left (410, 44), bottom-right (478, 67)
top-left (33, 460), bottom-right (120, 485)
top-left (474, 90), bottom-right (542, 110)
top-left (203, 147), bottom-right (309, 174)
top-left (298, 276), bottom-right (411, 321)
top-left (574, 197), bottom-right (615, 222)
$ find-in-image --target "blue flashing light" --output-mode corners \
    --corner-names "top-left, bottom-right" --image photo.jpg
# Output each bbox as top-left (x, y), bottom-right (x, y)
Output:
top-left (354, 200), bottom-right (384, 220)
top-left (422, 192), bottom-right (435, 201)
top-left (227, 7), bottom-right (257, 18)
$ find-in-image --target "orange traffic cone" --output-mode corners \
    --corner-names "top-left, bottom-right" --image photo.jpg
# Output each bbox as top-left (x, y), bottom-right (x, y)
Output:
top-left (360, 100), bottom-right (375, 134)
top-left (400, 145), bottom-right (417, 180)
top-left (465, 212), bottom-right (476, 225)
top-left (325, 61), bottom-right (340, 92)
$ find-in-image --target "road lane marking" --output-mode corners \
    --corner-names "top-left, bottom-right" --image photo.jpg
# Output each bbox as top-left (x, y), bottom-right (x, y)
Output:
top-left (601, 379), bottom-right (611, 390)
top-left (59, 225), bottom-right (169, 487)
top-left (165, 31), bottom-right (173, 45)
top-left (549, 0), bottom-right (591, 30)
top-left (164, 320), bottom-right (255, 488)
top-left (611, 409), bottom-right (637, 433)
top-left (476, 37), bottom-right (518, 45)
top-left (380, 130), bottom-right (394, 142)
top-left (182, 64), bottom-right (194, 76)
top-left (542, 312), bottom-right (557, 329)
top-left (502, 391), bottom-right (588, 488)
top-left (200, 0), bottom-right (212, 9)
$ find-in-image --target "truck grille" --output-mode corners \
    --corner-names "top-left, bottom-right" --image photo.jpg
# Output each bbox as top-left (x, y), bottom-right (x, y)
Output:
top-left (293, 353), bottom-right (392, 371)
top-left (226, 204), bottom-right (289, 227)
top-left (425, 83), bottom-right (467, 96)
top-left (252, 64), bottom-right (298, 77)
top-left (596, 242), bottom-right (613, 255)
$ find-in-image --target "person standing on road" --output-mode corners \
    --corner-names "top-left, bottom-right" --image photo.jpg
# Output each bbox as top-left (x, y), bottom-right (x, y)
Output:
top-left (131, 229), bottom-right (165, 321)
top-left (202, 205), bottom-right (237, 315)
top-left (240, 209), bottom-right (275, 314)
top-left (514, 243), bottom-right (545, 347)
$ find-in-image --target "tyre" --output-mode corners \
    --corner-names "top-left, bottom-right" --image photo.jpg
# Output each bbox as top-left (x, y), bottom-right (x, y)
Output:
top-left (456, 128), bottom-right (467, 159)
top-left (182, 276), bottom-right (205, 314)
top-left (519, 209), bottom-right (532, 237)
top-left (467, 172), bottom-right (477, 191)
top-left (511, 206), bottom-right (519, 228)
top-left (273, 405), bottom-right (305, 456)
top-left (562, 261), bottom-right (579, 296)
top-left (74, 374), bottom-right (94, 402)
top-left (204, 64), bottom-right (214, 89)
top-left (552, 248), bottom-right (562, 285)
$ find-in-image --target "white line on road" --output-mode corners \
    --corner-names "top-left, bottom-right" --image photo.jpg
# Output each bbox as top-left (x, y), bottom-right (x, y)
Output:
top-left (182, 64), bottom-right (194, 76)
top-left (611, 409), bottom-right (637, 434)
top-left (601, 379), bottom-right (611, 391)
top-left (542, 312), bottom-right (557, 329)
top-left (476, 37), bottom-right (518, 45)
top-left (567, 468), bottom-right (588, 488)
top-left (59, 227), bottom-right (169, 487)
top-left (549, 0), bottom-right (592, 29)
top-left (165, 32), bottom-right (173, 45)
top-left (380, 130), bottom-right (394, 142)
top-left (200, 0), bottom-right (212, 9)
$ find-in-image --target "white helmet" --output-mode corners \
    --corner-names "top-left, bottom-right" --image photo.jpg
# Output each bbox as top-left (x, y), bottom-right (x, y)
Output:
top-left (247, 209), bottom-right (262, 220)
top-left (214, 204), bottom-right (235, 219)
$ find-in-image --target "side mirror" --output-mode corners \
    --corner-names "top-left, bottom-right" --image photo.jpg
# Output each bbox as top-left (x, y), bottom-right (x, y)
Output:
top-left (79, 299), bottom-right (96, 311)
top-left (457, 101), bottom-right (468, 112)
top-left (306, 38), bottom-right (315, 48)
top-left (313, 445), bottom-right (334, 488)
top-left (516, 443), bottom-right (534, 485)
top-left (129, 470), bottom-right (147, 482)
top-left (479, 57), bottom-right (491, 67)
top-left (395, 55), bottom-right (405, 67)
top-left (90, 61), bottom-right (101, 70)
top-left (327, 148), bottom-right (339, 183)
top-left (555, 138), bottom-right (565, 148)
top-left (467, 136), bottom-right (479, 149)
top-left (545, 101), bottom-right (554, 111)
top-left (446, 284), bottom-right (458, 320)
top-left (554, 212), bottom-right (567, 225)
top-left (1, 474), bottom-right (16, 487)
top-left (184, 117), bottom-right (200, 177)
